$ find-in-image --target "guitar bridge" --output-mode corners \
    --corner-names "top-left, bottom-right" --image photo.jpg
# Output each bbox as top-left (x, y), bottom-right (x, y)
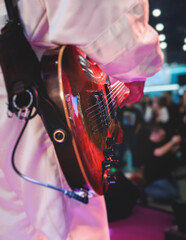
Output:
top-left (88, 89), bottom-right (111, 133)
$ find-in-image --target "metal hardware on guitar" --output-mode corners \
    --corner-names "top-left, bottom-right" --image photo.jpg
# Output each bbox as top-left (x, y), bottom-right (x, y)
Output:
top-left (102, 137), bottom-right (119, 184)
top-left (53, 129), bottom-right (66, 143)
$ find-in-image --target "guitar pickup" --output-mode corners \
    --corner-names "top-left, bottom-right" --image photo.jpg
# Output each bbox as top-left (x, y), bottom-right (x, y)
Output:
top-left (88, 89), bottom-right (111, 133)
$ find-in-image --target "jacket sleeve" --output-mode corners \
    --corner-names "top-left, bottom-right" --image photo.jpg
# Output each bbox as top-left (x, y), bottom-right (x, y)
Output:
top-left (18, 0), bottom-right (163, 105)
top-left (43, 0), bottom-right (163, 85)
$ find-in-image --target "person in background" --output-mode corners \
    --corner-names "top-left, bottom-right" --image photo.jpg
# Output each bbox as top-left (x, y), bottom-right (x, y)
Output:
top-left (143, 123), bottom-right (182, 201)
top-left (137, 94), bottom-right (152, 116)
top-left (162, 91), bottom-right (180, 136)
top-left (178, 91), bottom-right (186, 164)
top-left (117, 103), bottom-right (144, 170)
top-left (144, 96), bottom-right (169, 125)
top-left (0, 0), bottom-right (163, 239)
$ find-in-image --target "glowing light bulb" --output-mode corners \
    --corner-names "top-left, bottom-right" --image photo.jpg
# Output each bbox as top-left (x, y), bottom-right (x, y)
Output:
top-left (156, 23), bottom-right (164, 31)
top-left (183, 44), bottom-right (186, 51)
top-left (159, 34), bottom-right (166, 41)
top-left (152, 9), bottom-right (161, 17)
top-left (160, 42), bottom-right (167, 49)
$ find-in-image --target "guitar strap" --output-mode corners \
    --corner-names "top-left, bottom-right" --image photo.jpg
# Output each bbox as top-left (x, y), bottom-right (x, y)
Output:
top-left (4, 0), bottom-right (18, 21)
top-left (0, 0), bottom-right (41, 118)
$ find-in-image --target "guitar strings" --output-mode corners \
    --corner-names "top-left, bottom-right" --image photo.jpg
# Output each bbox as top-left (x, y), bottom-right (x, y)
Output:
top-left (86, 82), bottom-right (126, 119)
top-left (86, 83), bottom-right (126, 128)
top-left (95, 82), bottom-right (126, 113)
top-left (86, 81), bottom-right (124, 117)
top-left (87, 84), bottom-right (125, 123)
top-left (91, 95), bottom-right (125, 133)
top-left (85, 81), bottom-right (123, 112)
top-left (87, 83), bottom-right (128, 132)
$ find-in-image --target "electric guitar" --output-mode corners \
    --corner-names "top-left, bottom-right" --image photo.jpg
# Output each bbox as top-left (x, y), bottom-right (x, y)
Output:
top-left (40, 45), bottom-right (130, 196)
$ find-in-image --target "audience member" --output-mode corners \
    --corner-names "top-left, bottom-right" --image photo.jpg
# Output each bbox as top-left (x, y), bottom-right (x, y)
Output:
top-left (143, 123), bottom-right (181, 201)
top-left (178, 91), bottom-right (186, 163)
top-left (119, 92), bottom-right (186, 205)
top-left (140, 94), bottom-right (152, 115)
top-left (162, 91), bottom-right (180, 136)
top-left (144, 96), bottom-right (169, 125)
top-left (117, 103), bottom-right (143, 170)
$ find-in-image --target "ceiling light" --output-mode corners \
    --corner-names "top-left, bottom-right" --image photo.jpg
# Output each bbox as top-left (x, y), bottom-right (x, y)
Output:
top-left (160, 42), bottom-right (167, 49)
top-left (159, 34), bottom-right (166, 41)
top-left (183, 44), bottom-right (186, 51)
top-left (152, 9), bottom-right (161, 17)
top-left (155, 23), bottom-right (164, 31)
top-left (184, 38), bottom-right (186, 44)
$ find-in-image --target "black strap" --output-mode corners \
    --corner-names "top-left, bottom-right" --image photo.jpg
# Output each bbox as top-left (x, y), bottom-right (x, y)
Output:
top-left (0, 0), bottom-right (42, 115)
top-left (4, 0), bottom-right (20, 23)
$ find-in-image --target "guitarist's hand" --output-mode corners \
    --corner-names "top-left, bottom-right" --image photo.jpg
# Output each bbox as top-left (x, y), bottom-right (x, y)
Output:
top-left (119, 81), bottom-right (144, 108)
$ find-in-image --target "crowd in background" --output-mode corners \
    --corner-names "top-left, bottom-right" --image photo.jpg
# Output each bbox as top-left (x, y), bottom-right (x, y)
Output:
top-left (116, 90), bottom-right (186, 203)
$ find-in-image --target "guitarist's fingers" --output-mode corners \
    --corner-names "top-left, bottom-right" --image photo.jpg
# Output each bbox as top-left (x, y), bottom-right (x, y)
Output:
top-left (119, 81), bottom-right (145, 108)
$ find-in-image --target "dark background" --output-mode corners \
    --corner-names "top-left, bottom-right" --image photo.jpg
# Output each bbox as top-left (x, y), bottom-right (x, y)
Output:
top-left (149, 0), bottom-right (186, 64)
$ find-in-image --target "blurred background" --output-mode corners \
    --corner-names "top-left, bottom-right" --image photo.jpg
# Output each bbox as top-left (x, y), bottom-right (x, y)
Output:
top-left (108, 0), bottom-right (186, 214)
top-left (107, 1), bottom-right (186, 239)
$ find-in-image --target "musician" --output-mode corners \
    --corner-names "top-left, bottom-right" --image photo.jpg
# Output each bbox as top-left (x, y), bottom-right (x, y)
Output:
top-left (0, 0), bottom-right (163, 239)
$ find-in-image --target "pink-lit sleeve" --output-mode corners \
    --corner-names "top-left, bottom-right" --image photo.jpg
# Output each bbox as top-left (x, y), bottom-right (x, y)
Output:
top-left (43, 0), bottom-right (163, 105)
top-left (19, 0), bottom-right (163, 85)
top-left (43, 0), bottom-right (163, 84)
top-left (78, 2), bottom-right (164, 85)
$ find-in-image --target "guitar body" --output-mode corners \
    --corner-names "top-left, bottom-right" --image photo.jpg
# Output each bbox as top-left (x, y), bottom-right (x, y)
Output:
top-left (40, 45), bottom-right (129, 196)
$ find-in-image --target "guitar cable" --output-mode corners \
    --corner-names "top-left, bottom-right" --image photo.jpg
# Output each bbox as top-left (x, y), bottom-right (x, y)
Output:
top-left (11, 107), bottom-right (89, 204)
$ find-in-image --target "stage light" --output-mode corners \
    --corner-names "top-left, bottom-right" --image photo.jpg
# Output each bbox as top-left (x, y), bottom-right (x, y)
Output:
top-left (160, 42), bottom-right (167, 49)
top-left (159, 34), bottom-right (166, 42)
top-left (184, 38), bottom-right (186, 43)
top-left (155, 23), bottom-right (164, 31)
top-left (183, 44), bottom-right (186, 51)
top-left (152, 9), bottom-right (161, 17)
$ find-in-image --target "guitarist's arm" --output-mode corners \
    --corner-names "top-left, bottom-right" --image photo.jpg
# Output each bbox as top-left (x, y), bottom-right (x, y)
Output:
top-left (18, 0), bottom-right (163, 108)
